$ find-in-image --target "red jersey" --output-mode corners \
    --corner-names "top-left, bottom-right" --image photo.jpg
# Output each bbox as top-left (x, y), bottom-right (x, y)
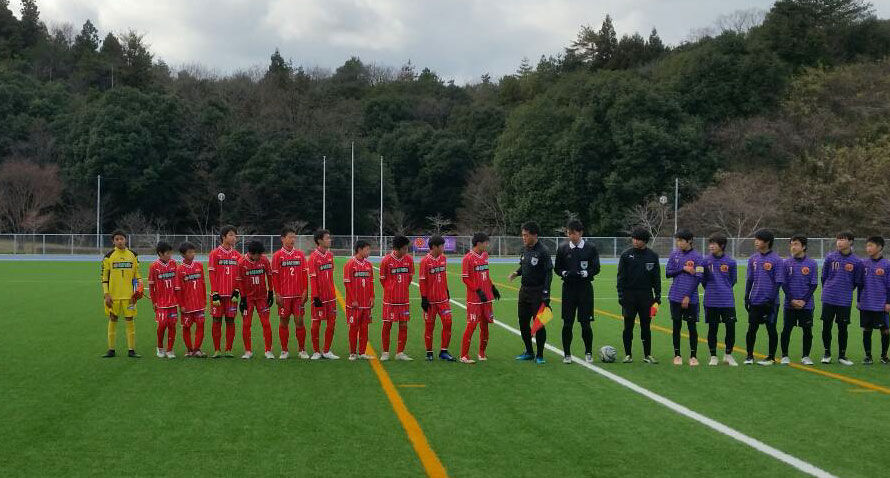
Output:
top-left (308, 248), bottom-right (336, 303)
top-left (208, 245), bottom-right (241, 296)
top-left (344, 256), bottom-right (375, 309)
top-left (272, 247), bottom-right (308, 298)
top-left (237, 255), bottom-right (273, 300)
top-left (175, 260), bottom-right (206, 313)
top-left (148, 259), bottom-right (178, 309)
top-left (463, 250), bottom-right (493, 304)
top-left (419, 253), bottom-right (449, 304)
top-left (379, 252), bottom-right (414, 305)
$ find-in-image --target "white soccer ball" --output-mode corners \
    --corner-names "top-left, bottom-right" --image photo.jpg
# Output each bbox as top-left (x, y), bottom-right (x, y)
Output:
top-left (599, 345), bottom-right (617, 363)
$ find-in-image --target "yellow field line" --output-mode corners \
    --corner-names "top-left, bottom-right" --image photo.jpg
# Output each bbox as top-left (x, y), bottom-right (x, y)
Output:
top-left (480, 275), bottom-right (890, 395)
top-left (333, 288), bottom-right (447, 478)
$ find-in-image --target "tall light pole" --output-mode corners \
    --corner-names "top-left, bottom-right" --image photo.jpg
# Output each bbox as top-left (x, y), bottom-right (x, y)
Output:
top-left (673, 177), bottom-right (679, 234)
top-left (379, 155), bottom-right (384, 257)
top-left (217, 192), bottom-right (226, 228)
top-left (350, 141), bottom-right (355, 251)
top-left (322, 155), bottom-right (326, 230)
top-left (96, 174), bottom-right (101, 253)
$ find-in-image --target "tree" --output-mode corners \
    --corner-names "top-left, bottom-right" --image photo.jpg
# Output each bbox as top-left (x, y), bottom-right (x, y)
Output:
top-left (119, 30), bottom-right (153, 88)
top-left (19, 0), bottom-right (45, 48)
top-left (623, 195), bottom-right (673, 241)
top-left (679, 171), bottom-right (782, 239)
top-left (456, 165), bottom-right (507, 235)
top-left (0, 159), bottom-right (62, 232)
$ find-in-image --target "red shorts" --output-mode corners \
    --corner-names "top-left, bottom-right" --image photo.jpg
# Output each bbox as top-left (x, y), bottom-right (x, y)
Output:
top-left (278, 297), bottom-right (305, 318)
top-left (210, 297), bottom-right (238, 319)
top-left (180, 310), bottom-right (205, 326)
top-left (346, 307), bottom-right (372, 325)
top-left (244, 297), bottom-right (271, 320)
top-left (155, 307), bottom-right (178, 324)
top-left (311, 301), bottom-right (337, 321)
top-left (383, 303), bottom-right (411, 322)
top-left (467, 302), bottom-right (494, 323)
top-left (424, 302), bottom-right (452, 322)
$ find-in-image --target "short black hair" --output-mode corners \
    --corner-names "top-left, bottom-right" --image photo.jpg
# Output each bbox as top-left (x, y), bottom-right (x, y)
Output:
top-left (281, 226), bottom-right (296, 237)
top-left (631, 228), bottom-right (651, 243)
top-left (392, 234), bottom-right (410, 250)
top-left (708, 233), bottom-right (727, 251)
top-left (110, 229), bottom-right (126, 240)
top-left (790, 234), bottom-right (808, 251)
top-left (156, 241), bottom-right (173, 255)
top-left (220, 225), bottom-right (237, 240)
top-left (179, 241), bottom-right (196, 255)
top-left (428, 235), bottom-right (445, 247)
top-left (754, 229), bottom-right (774, 249)
top-left (867, 236), bottom-right (885, 249)
top-left (247, 240), bottom-right (265, 255)
top-left (836, 231), bottom-right (854, 242)
top-left (521, 221), bottom-right (540, 235)
top-left (674, 229), bottom-right (693, 242)
top-left (354, 239), bottom-right (370, 253)
top-left (313, 229), bottom-right (330, 245)
top-left (566, 220), bottom-right (583, 233)
top-left (472, 232), bottom-right (489, 246)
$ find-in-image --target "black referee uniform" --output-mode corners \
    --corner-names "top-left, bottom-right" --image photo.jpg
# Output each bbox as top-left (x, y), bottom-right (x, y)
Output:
top-left (515, 240), bottom-right (553, 359)
top-left (554, 239), bottom-right (600, 357)
top-left (616, 246), bottom-right (661, 359)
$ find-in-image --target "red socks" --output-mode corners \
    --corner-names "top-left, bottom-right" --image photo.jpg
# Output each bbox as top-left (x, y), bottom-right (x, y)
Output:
top-left (224, 320), bottom-right (235, 351)
top-left (182, 325), bottom-right (193, 351)
top-left (441, 317), bottom-right (452, 350)
top-left (382, 321), bottom-right (393, 353)
top-left (260, 315), bottom-right (272, 352)
top-left (359, 321), bottom-right (369, 356)
top-left (323, 317), bottom-right (335, 353)
top-left (195, 319), bottom-right (205, 350)
top-left (461, 320), bottom-right (478, 358)
top-left (156, 320), bottom-right (166, 349)
top-left (479, 321), bottom-right (489, 357)
top-left (295, 324), bottom-right (306, 351)
top-left (279, 322), bottom-right (289, 352)
top-left (424, 319), bottom-right (435, 351)
top-left (242, 315), bottom-right (253, 352)
top-left (311, 320), bottom-right (321, 353)
top-left (212, 320), bottom-right (222, 351)
top-left (397, 322), bottom-right (408, 354)
top-left (348, 323), bottom-right (358, 355)
top-left (166, 321), bottom-right (176, 351)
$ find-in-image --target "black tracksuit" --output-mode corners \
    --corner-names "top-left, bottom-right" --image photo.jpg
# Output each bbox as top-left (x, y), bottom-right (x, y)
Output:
top-left (616, 246), bottom-right (661, 357)
top-left (515, 241), bottom-right (552, 358)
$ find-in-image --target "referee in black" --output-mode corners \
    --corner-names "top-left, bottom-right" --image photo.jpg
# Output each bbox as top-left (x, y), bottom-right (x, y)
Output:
top-left (554, 220), bottom-right (600, 364)
top-left (508, 221), bottom-right (552, 364)
top-left (617, 228), bottom-right (661, 364)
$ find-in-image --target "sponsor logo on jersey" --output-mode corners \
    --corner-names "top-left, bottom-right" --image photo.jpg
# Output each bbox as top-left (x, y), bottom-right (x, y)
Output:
top-left (474, 264), bottom-right (490, 272)
top-left (845, 263), bottom-right (855, 272)
top-left (390, 267), bottom-right (410, 274)
top-left (245, 268), bottom-right (267, 276)
top-left (158, 271), bottom-right (176, 279)
top-left (281, 260), bottom-right (302, 267)
top-left (801, 266), bottom-right (811, 276)
top-left (112, 261), bottom-right (133, 269)
top-left (353, 271), bottom-right (372, 278)
top-left (763, 262), bottom-right (773, 271)
top-left (428, 266), bottom-right (446, 274)
top-left (720, 264), bottom-right (730, 273)
top-left (218, 259), bottom-right (238, 266)
top-left (184, 273), bottom-right (202, 281)
top-left (318, 263), bottom-right (333, 271)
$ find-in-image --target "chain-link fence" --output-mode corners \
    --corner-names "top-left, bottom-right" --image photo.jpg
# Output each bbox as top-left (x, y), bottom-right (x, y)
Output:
top-left (0, 233), bottom-right (845, 259)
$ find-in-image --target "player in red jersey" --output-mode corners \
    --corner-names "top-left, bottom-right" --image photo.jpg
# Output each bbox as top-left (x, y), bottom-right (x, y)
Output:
top-left (237, 241), bottom-right (275, 359)
top-left (308, 229), bottom-right (339, 360)
top-left (272, 227), bottom-right (309, 359)
top-left (420, 235), bottom-right (456, 362)
top-left (208, 225), bottom-right (241, 358)
top-left (379, 234), bottom-right (415, 361)
top-left (344, 240), bottom-right (375, 360)
top-left (148, 241), bottom-right (179, 359)
top-left (175, 241), bottom-right (207, 358)
top-left (460, 232), bottom-right (500, 364)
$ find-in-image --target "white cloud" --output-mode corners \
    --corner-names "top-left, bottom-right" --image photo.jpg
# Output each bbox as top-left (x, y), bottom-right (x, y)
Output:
top-left (10, 0), bottom-right (890, 84)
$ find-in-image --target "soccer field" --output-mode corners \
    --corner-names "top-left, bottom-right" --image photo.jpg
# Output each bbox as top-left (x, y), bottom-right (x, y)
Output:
top-left (2, 259), bottom-right (888, 478)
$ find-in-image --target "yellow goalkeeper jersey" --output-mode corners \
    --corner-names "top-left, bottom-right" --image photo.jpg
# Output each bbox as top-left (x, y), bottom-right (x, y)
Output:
top-left (101, 248), bottom-right (141, 300)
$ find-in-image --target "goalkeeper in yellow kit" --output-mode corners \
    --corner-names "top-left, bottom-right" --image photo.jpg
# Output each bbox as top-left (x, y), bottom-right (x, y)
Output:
top-left (101, 230), bottom-right (144, 358)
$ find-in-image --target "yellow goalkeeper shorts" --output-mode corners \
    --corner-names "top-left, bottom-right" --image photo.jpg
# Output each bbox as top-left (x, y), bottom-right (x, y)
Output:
top-left (104, 299), bottom-right (137, 318)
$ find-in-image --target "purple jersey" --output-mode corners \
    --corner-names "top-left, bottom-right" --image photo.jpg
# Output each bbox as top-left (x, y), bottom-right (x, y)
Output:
top-left (857, 256), bottom-right (890, 312)
top-left (782, 256), bottom-right (818, 310)
top-left (666, 248), bottom-right (704, 304)
top-left (702, 253), bottom-right (737, 308)
top-left (821, 251), bottom-right (863, 307)
top-left (746, 251), bottom-right (785, 306)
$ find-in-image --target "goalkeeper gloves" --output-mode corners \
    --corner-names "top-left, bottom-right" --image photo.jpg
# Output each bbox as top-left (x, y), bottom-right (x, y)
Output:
top-left (267, 290), bottom-right (274, 307)
top-left (313, 297), bottom-right (323, 308)
top-left (231, 289), bottom-right (240, 303)
top-left (476, 289), bottom-right (488, 303)
top-left (492, 285), bottom-right (501, 301)
top-left (211, 293), bottom-right (221, 306)
top-left (421, 297), bottom-right (430, 312)
top-left (239, 298), bottom-right (247, 315)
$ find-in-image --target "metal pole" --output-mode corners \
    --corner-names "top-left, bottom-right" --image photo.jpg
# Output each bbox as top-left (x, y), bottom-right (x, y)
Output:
top-left (674, 177), bottom-right (679, 234)
top-left (96, 174), bottom-right (101, 254)
top-left (322, 155), bottom-right (326, 230)
top-left (351, 141), bottom-right (355, 251)
top-left (379, 155), bottom-right (384, 257)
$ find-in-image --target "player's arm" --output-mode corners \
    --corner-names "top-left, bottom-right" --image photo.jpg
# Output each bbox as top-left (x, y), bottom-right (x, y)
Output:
top-left (616, 252), bottom-right (626, 305)
top-left (418, 258), bottom-right (428, 296)
top-left (744, 257), bottom-right (754, 308)
top-left (686, 259), bottom-right (703, 299)
top-left (651, 254), bottom-right (662, 304)
top-left (803, 262), bottom-right (818, 303)
top-left (265, 260), bottom-right (274, 293)
top-left (101, 256), bottom-right (112, 306)
top-left (271, 254), bottom-right (281, 298)
top-left (553, 246), bottom-right (565, 278)
top-left (591, 245), bottom-right (601, 277)
top-left (378, 257), bottom-right (388, 286)
top-left (148, 264), bottom-right (158, 303)
top-left (781, 262), bottom-right (791, 297)
top-left (208, 251), bottom-right (219, 298)
top-left (665, 253), bottom-right (680, 278)
top-left (343, 261), bottom-right (355, 306)
top-left (308, 255), bottom-right (322, 307)
top-left (729, 261), bottom-right (738, 288)
top-left (820, 257), bottom-right (832, 286)
top-left (542, 249), bottom-right (553, 303)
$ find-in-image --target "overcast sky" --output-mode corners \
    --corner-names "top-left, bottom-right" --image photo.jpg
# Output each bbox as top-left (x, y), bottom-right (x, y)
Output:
top-left (11, 0), bottom-right (890, 83)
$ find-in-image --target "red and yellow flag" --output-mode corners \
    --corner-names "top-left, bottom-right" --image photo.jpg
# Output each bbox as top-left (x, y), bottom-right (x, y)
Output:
top-left (530, 303), bottom-right (552, 335)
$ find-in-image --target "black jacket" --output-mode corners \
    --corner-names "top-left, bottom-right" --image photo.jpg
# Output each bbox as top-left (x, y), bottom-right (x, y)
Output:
top-left (554, 240), bottom-right (600, 284)
top-left (616, 246), bottom-right (661, 304)
top-left (515, 240), bottom-right (553, 296)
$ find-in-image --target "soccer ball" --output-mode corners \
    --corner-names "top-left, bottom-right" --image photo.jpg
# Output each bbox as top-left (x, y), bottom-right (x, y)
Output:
top-left (599, 345), bottom-right (617, 363)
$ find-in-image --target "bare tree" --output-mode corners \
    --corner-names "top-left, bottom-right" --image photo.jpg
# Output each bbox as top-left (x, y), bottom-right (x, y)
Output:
top-left (283, 219), bottom-right (309, 235)
top-left (426, 213), bottom-right (453, 234)
top-left (385, 209), bottom-right (412, 236)
top-left (455, 165), bottom-right (507, 235)
top-left (365, 62), bottom-right (397, 86)
top-left (0, 160), bottom-right (62, 233)
top-left (714, 8), bottom-right (767, 34)
top-left (623, 195), bottom-right (673, 241)
top-left (679, 171), bottom-right (781, 238)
